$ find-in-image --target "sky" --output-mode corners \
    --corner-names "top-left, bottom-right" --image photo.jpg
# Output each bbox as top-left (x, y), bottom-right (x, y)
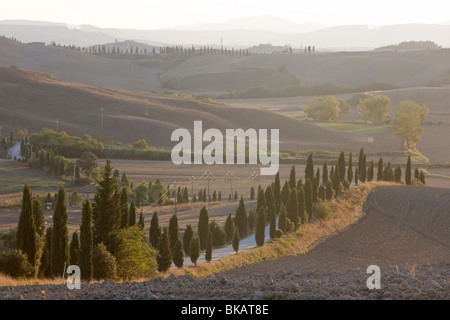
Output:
top-left (2, 0), bottom-right (450, 30)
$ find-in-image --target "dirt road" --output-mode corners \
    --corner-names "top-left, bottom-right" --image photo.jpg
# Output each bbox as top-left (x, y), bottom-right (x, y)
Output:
top-left (226, 185), bottom-right (450, 275)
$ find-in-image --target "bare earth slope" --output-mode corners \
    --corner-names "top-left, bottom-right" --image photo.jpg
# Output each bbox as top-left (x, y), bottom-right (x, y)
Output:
top-left (227, 185), bottom-right (450, 276)
top-left (0, 66), bottom-right (355, 150)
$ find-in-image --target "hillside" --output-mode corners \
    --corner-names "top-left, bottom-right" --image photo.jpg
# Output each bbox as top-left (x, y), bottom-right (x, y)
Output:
top-left (0, 66), bottom-right (355, 151)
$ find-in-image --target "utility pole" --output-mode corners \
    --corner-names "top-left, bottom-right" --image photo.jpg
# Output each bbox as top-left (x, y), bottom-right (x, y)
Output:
top-left (189, 176), bottom-right (195, 202)
top-left (100, 107), bottom-right (104, 132)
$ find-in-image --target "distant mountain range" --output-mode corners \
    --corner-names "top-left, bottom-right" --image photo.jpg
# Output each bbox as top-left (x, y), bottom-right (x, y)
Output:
top-left (1, 15), bottom-right (450, 50)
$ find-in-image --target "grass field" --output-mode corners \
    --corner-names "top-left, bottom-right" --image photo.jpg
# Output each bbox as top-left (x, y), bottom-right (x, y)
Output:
top-left (315, 122), bottom-right (389, 135)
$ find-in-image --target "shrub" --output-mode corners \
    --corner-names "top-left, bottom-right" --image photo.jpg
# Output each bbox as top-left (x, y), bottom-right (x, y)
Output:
top-left (0, 250), bottom-right (34, 278)
top-left (93, 243), bottom-right (117, 280)
top-left (285, 218), bottom-right (294, 233)
top-left (275, 229), bottom-right (283, 239)
top-left (314, 202), bottom-right (333, 221)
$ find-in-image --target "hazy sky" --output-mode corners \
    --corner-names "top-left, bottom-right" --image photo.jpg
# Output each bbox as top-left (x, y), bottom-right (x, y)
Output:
top-left (2, 0), bottom-right (449, 29)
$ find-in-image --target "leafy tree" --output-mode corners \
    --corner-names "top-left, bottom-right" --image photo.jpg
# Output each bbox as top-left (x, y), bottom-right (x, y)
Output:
top-left (394, 100), bottom-right (429, 150)
top-left (69, 232), bottom-right (80, 265)
top-left (405, 156), bottom-right (412, 185)
top-left (377, 158), bottom-right (384, 181)
top-left (119, 187), bottom-right (129, 229)
top-left (305, 154), bottom-right (314, 182)
top-left (173, 239), bottom-right (184, 268)
top-left (93, 243), bottom-right (117, 280)
top-left (357, 95), bottom-right (392, 124)
top-left (80, 200), bottom-right (93, 281)
top-left (189, 236), bottom-right (200, 266)
top-left (234, 198), bottom-right (248, 237)
top-left (157, 227), bottom-right (172, 272)
top-left (78, 151), bottom-right (98, 177)
top-left (69, 192), bottom-right (83, 208)
top-left (149, 212), bottom-right (161, 249)
top-left (129, 200), bottom-right (136, 226)
top-left (182, 225), bottom-right (193, 256)
top-left (133, 139), bottom-right (148, 149)
top-left (278, 204), bottom-right (287, 232)
top-left (115, 226), bottom-right (157, 279)
top-left (255, 207), bottom-right (266, 246)
top-left (198, 206), bottom-right (209, 250)
top-left (205, 230), bottom-right (213, 262)
top-left (224, 213), bottom-right (234, 242)
top-left (168, 214), bottom-right (179, 251)
top-left (16, 183), bottom-right (37, 268)
top-left (287, 189), bottom-right (299, 229)
top-left (51, 186), bottom-right (70, 277)
top-left (347, 153), bottom-right (353, 184)
top-left (289, 165), bottom-right (296, 189)
top-left (232, 227), bottom-right (240, 254)
top-left (134, 183), bottom-right (149, 207)
top-left (304, 96), bottom-right (345, 122)
top-left (0, 250), bottom-right (34, 278)
top-left (322, 161), bottom-right (329, 185)
top-left (337, 151), bottom-right (345, 182)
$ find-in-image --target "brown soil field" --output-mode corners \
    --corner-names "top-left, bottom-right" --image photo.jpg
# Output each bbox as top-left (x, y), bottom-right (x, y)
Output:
top-left (226, 185), bottom-right (450, 275)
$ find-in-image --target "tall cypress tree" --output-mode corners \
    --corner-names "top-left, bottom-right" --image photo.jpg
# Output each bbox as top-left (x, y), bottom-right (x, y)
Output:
top-left (128, 200), bottom-right (136, 226)
top-left (33, 196), bottom-right (45, 238)
top-left (278, 204), bottom-right (287, 232)
top-left (51, 185), bottom-right (70, 277)
top-left (347, 153), bottom-right (353, 184)
top-left (360, 154), bottom-right (367, 183)
top-left (149, 212), bottom-right (161, 249)
top-left (173, 239), bottom-right (184, 268)
top-left (183, 224), bottom-right (193, 256)
top-left (332, 168), bottom-right (341, 196)
top-left (273, 172), bottom-right (281, 211)
top-left (232, 227), bottom-right (240, 253)
top-left (289, 165), bottom-right (296, 189)
top-left (322, 161), bottom-right (329, 185)
top-left (414, 167), bottom-right (419, 180)
top-left (157, 227), bottom-right (172, 272)
top-left (377, 158), bottom-right (384, 181)
top-left (119, 187), bottom-right (129, 229)
top-left (16, 183), bottom-right (37, 268)
top-left (368, 160), bottom-right (374, 182)
top-left (265, 185), bottom-right (275, 220)
top-left (168, 214), bottom-right (179, 251)
top-left (257, 188), bottom-right (266, 214)
top-left (287, 189), bottom-right (299, 229)
top-left (296, 178), bottom-right (303, 190)
top-left (318, 185), bottom-right (326, 201)
top-left (234, 197), bottom-right (248, 237)
top-left (80, 200), bottom-right (93, 281)
top-left (93, 160), bottom-right (121, 252)
top-left (355, 168), bottom-right (359, 185)
top-left (269, 203), bottom-right (276, 240)
top-left (325, 180), bottom-right (333, 200)
top-left (198, 206), bottom-right (209, 250)
top-left (281, 181), bottom-right (290, 208)
top-left (312, 177), bottom-right (319, 203)
top-left (69, 232), bottom-right (80, 265)
top-left (39, 226), bottom-right (53, 278)
top-left (305, 154), bottom-right (314, 182)
top-left (297, 187), bottom-right (307, 224)
top-left (224, 213), bottom-right (234, 242)
top-left (394, 165), bottom-right (402, 183)
top-left (337, 151), bottom-right (346, 182)
top-left (189, 236), bottom-right (200, 266)
top-left (419, 171), bottom-right (425, 185)
top-left (138, 211), bottom-right (145, 230)
top-left (205, 230), bottom-right (213, 262)
top-left (255, 207), bottom-right (266, 246)
top-left (304, 179), bottom-right (313, 220)
top-left (405, 156), bottom-right (412, 185)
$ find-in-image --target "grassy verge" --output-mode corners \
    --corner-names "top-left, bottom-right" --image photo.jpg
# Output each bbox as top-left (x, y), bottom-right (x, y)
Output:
top-left (166, 181), bottom-right (395, 278)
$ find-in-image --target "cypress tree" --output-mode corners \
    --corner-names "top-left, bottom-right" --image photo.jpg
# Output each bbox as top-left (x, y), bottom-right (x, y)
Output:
top-left (149, 212), bottom-right (161, 249)
top-left (265, 185), bottom-right (275, 219)
top-left (16, 183), bottom-right (37, 268)
top-left (40, 226), bottom-right (53, 278)
top-left (287, 190), bottom-right (299, 229)
top-left (69, 232), bottom-right (80, 265)
top-left (332, 168), bottom-right (341, 196)
top-left (383, 162), bottom-right (394, 181)
top-left (322, 162), bottom-right (329, 185)
top-left (168, 213), bottom-right (178, 251)
top-left (232, 227), bottom-right (240, 254)
top-left (93, 160), bottom-right (121, 252)
top-left (318, 185), bottom-right (326, 201)
top-left (33, 196), bottom-right (45, 238)
top-left (368, 160), bottom-right (374, 182)
top-left (119, 187), bottom-right (129, 229)
top-left (414, 167), bottom-right (420, 180)
top-left (304, 179), bottom-right (313, 220)
top-left (255, 207), bottom-right (266, 246)
top-left (360, 154), bottom-right (367, 183)
top-left (312, 177), bottom-right (319, 203)
top-left (157, 227), bottom-right (172, 272)
top-left (198, 206), bottom-right (209, 250)
top-left (419, 171), bottom-right (425, 185)
top-left (377, 158), bottom-right (383, 181)
top-left (347, 153), bottom-right (353, 184)
top-left (289, 165), bottom-right (296, 189)
top-left (355, 167), bottom-right (359, 185)
top-left (189, 236), bottom-right (200, 266)
top-left (234, 197), bottom-right (248, 237)
top-left (305, 154), bottom-right (314, 182)
top-left (173, 239), bottom-right (184, 268)
top-left (298, 187), bottom-right (307, 225)
top-left (224, 213), bottom-right (234, 242)
top-left (80, 200), bottom-right (93, 281)
top-left (337, 151), bottom-right (345, 182)
top-left (269, 203), bottom-right (276, 240)
top-left (405, 156), bottom-right (411, 185)
top-left (278, 204), bottom-right (287, 232)
top-left (138, 211), bottom-right (145, 230)
top-left (274, 171), bottom-right (281, 211)
top-left (315, 168), bottom-right (320, 186)
top-left (183, 187), bottom-right (189, 203)
top-left (247, 209), bottom-right (255, 232)
top-left (281, 181), bottom-right (290, 208)
top-left (330, 166), bottom-right (335, 180)
top-left (183, 224), bottom-right (193, 256)
top-left (218, 191), bottom-right (222, 202)
top-left (205, 230), bottom-right (213, 262)
top-left (250, 187), bottom-right (255, 200)
top-left (394, 165), bottom-right (402, 183)
top-left (257, 188), bottom-right (266, 213)
top-left (51, 186), bottom-right (70, 277)
top-left (234, 191), bottom-right (238, 201)
top-left (128, 200), bottom-right (136, 226)
top-left (296, 178), bottom-right (303, 190)
top-left (325, 180), bottom-right (333, 200)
